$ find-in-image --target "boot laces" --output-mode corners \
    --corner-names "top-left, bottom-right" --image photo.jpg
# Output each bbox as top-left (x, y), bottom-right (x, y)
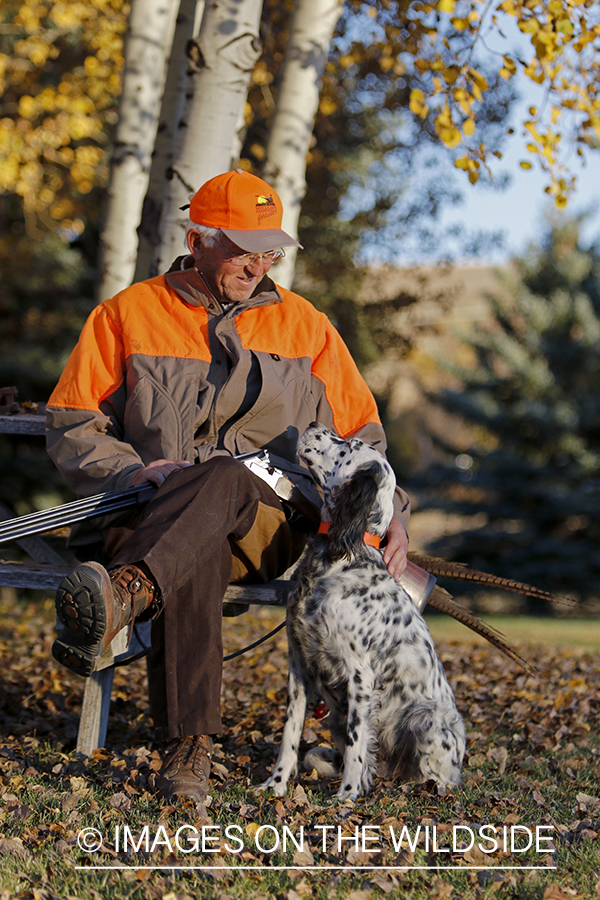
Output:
top-left (166, 736), bottom-right (211, 775)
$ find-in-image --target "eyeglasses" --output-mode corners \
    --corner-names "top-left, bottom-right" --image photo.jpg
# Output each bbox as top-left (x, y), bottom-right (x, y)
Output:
top-left (217, 233), bottom-right (285, 266)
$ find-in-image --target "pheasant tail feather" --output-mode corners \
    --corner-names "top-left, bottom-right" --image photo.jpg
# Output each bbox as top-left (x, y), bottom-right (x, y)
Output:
top-left (427, 585), bottom-right (536, 675)
top-left (409, 552), bottom-right (575, 608)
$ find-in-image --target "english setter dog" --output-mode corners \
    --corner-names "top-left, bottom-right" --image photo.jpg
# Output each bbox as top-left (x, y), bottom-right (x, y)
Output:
top-left (261, 424), bottom-right (465, 800)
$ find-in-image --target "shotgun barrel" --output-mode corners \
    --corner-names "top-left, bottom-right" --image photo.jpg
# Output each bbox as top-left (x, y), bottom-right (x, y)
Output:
top-left (0, 449), bottom-right (319, 545)
top-left (0, 483), bottom-right (156, 545)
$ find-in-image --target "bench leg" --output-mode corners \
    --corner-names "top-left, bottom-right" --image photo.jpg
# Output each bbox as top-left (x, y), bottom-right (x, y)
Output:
top-left (76, 666), bottom-right (115, 755)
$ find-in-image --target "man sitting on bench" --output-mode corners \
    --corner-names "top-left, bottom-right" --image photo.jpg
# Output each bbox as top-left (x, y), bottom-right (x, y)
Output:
top-left (46, 169), bottom-right (410, 810)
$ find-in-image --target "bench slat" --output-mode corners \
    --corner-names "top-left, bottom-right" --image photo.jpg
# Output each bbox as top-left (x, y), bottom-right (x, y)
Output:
top-left (0, 559), bottom-right (71, 590)
top-left (0, 414), bottom-right (46, 435)
top-left (0, 559), bottom-right (292, 606)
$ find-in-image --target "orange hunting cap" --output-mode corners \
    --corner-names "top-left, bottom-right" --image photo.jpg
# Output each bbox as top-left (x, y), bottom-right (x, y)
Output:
top-left (188, 169), bottom-right (302, 253)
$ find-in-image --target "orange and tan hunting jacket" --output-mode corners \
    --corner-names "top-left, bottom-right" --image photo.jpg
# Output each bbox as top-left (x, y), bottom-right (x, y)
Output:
top-left (46, 268), bottom-right (410, 545)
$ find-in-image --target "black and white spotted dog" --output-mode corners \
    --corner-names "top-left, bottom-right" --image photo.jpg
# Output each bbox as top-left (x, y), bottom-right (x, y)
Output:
top-left (260, 424), bottom-right (465, 800)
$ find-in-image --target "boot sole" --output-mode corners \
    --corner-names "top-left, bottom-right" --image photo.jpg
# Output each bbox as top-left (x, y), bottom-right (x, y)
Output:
top-left (53, 562), bottom-right (112, 676)
top-left (52, 632), bottom-right (99, 677)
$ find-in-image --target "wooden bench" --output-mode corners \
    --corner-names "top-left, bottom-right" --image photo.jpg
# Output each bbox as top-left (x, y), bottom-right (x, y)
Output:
top-left (0, 411), bottom-right (293, 755)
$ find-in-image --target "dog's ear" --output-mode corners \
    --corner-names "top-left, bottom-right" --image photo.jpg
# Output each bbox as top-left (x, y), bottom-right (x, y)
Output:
top-left (403, 704), bottom-right (434, 740)
top-left (327, 466), bottom-right (379, 559)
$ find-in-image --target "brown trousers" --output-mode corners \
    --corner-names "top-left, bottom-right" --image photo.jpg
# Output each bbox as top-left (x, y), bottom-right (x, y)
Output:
top-left (110, 457), bottom-right (304, 740)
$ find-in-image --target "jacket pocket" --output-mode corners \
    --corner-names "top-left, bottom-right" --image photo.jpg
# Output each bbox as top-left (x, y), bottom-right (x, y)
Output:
top-left (124, 374), bottom-right (182, 463)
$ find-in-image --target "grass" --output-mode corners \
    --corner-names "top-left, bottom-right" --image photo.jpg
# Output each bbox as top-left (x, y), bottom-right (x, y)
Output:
top-left (426, 614), bottom-right (600, 652)
top-left (0, 592), bottom-right (598, 899)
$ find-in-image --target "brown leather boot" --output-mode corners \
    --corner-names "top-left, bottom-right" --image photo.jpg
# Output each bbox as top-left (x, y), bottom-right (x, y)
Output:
top-left (53, 561), bottom-right (159, 677)
top-left (156, 735), bottom-right (213, 807)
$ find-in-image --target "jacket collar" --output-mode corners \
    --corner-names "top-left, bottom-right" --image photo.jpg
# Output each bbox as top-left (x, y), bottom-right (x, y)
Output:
top-left (164, 258), bottom-right (283, 317)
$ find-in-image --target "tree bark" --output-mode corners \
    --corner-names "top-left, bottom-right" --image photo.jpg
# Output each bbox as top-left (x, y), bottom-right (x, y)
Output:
top-left (154, 0), bottom-right (263, 273)
top-left (262, 0), bottom-right (342, 290)
top-left (134, 0), bottom-right (204, 283)
top-left (96, 0), bottom-right (180, 302)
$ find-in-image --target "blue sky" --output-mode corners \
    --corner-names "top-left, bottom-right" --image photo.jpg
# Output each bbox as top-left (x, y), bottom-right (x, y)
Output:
top-left (341, 14), bottom-right (600, 267)
top-left (438, 18), bottom-right (600, 265)
top-left (440, 89), bottom-right (600, 263)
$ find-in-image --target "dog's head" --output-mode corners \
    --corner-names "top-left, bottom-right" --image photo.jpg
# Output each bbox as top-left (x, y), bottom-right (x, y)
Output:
top-left (297, 423), bottom-right (396, 559)
top-left (408, 704), bottom-right (465, 793)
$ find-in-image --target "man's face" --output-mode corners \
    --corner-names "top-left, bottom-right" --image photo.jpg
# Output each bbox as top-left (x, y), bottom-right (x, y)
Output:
top-left (189, 231), bottom-right (275, 304)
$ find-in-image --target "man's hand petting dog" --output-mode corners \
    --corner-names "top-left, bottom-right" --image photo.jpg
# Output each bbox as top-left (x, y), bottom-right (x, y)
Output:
top-left (383, 517), bottom-right (408, 580)
top-left (259, 424), bottom-right (465, 801)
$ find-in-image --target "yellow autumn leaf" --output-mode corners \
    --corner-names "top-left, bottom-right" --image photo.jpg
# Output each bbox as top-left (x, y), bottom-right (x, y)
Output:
top-left (319, 97), bottom-right (337, 116)
top-left (556, 17), bottom-right (574, 35)
top-left (18, 95), bottom-right (37, 118)
top-left (409, 89), bottom-right (429, 119)
top-left (463, 118), bottom-right (476, 136)
top-left (519, 17), bottom-right (540, 34)
top-left (435, 104), bottom-right (453, 127)
top-left (437, 0), bottom-right (455, 11)
top-left (437, 126), bottom-right (462, 147)
top-left (525, 121), bottom-right (542, 141)
top-left (443, 66), bottom-right (460, 85)
top-left (520, 161), bottom-right (533, 169)
top-left (470, 69), bottom-right (489, 92)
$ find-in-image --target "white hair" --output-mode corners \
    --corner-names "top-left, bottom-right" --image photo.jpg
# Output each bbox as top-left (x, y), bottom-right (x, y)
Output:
top-left (185, 221), bottom-right (221, 250)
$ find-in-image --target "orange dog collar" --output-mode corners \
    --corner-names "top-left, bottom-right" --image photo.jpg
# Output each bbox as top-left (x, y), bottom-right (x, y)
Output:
top-left (317, 521), bottom-right (381, 549)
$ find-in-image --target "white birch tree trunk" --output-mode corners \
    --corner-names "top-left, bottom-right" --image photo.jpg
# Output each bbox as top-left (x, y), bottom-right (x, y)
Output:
top-left (262, 0), bottom-right (343, 290)
top-left (154, 0), bottom-right (263, 273)
top-left (96, 0), bottom-right (180, 301)
top-left (134, 0), bottom-right (204, 283)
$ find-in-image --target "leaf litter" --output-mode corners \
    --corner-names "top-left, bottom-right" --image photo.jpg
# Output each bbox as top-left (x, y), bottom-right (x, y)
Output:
top-left (0, 593), bottom-right (597, 898)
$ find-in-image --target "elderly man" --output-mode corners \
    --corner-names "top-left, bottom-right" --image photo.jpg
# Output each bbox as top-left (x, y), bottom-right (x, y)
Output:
top-left (46, 169), bottom-right (410, 806)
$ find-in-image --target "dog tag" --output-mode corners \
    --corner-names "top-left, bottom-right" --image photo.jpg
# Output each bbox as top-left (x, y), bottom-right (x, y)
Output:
top-left (313, 701), bottom-right (329, 719)
top-left (398, 561), bottom-right (437, 612)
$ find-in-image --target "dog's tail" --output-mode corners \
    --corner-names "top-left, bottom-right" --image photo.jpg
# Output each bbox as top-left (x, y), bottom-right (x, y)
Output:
top-left (427, 585), bottom-right (536, 675)
top-left (304, 746), bottom-right (342, 777)
top-left (408, 552), bottom-right (575, 608)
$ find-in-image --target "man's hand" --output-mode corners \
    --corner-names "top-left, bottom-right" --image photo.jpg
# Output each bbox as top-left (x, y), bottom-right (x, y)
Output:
top-left (382, 517), bottom-right (409, 581)
top-left (132, 459), bottom-right (192, 487)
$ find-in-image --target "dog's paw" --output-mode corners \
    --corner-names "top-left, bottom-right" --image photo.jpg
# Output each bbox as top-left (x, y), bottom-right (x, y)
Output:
top-left (255, 776), bottom-right (287, 797)
top-left (337, 783), bottom-right (360, 802)
top-left (253, 781), bottom-right (269, 793)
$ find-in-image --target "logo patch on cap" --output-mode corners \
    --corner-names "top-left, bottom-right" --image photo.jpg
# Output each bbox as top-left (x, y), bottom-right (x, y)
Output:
top-left (256, 193), bottom-right (277, 223)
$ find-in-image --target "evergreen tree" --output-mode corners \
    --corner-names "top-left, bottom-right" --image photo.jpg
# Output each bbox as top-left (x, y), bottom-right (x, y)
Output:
top-left (417, 220), bottom-right (600, 607)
